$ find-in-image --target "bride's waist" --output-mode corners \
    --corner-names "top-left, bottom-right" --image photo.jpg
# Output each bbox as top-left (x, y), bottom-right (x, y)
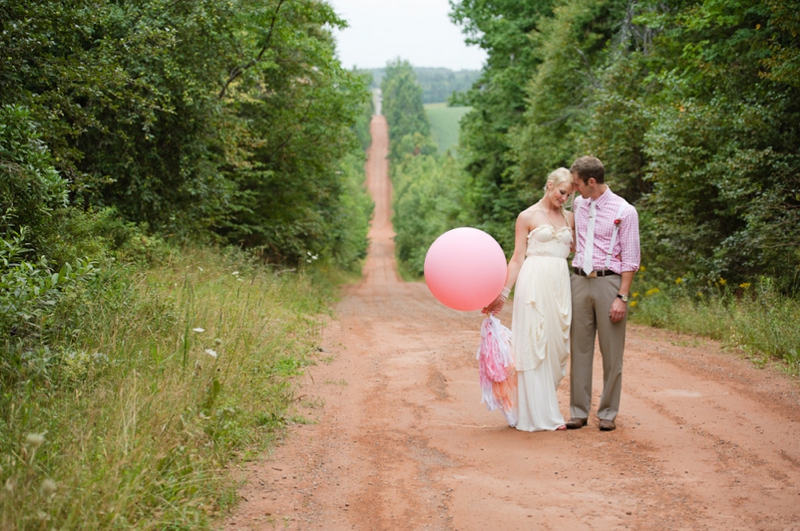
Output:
top-left (525, 253), bottom-right (569, 260)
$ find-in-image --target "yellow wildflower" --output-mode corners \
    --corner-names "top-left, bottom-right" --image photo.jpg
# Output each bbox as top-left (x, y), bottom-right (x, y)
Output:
top-left (632, 292), bottom-right (639, 298)
top-left (675, 277), bottom-right (683, 284)
top-left (739, 282), bottom-right (751, 289)
top-left (697, 291), bottom-right (704, 298)
top-left (639, 266), bottom-right (646, 272)
top-left (630, 301), bottom-right (638, 307)
top-left (719, 278), bottom-right (726, 285)
top-left (645, 288), bottom-right (660, 296)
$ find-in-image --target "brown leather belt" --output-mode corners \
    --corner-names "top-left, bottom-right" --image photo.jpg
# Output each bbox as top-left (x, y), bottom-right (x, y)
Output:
top-left (573, 267), bottom-right (619, 278)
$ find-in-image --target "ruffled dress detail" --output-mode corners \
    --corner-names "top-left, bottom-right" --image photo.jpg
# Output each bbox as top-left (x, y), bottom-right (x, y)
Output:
top-left (512, 225), bottom-right (572, 432)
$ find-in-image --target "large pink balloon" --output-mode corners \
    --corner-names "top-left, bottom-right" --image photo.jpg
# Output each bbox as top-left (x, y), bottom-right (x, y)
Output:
top-left (424, 227), bottom-right (507, 312)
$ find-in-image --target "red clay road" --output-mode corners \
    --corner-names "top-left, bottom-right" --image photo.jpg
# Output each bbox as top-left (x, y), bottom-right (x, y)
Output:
top-left (222, 114), bottom-right (800, 531)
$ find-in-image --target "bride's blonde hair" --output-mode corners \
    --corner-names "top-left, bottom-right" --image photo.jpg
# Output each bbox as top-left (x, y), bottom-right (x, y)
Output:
top-left (542, 167), bottom-right (573, 217)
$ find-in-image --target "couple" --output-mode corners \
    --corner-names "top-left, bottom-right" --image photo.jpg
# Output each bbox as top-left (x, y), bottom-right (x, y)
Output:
top-left (485, 156), bottom-right (640, 432)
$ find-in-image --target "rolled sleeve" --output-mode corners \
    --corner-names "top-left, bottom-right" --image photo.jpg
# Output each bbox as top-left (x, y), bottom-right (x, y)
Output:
top-left (618, 206), bottom-right (640, 272)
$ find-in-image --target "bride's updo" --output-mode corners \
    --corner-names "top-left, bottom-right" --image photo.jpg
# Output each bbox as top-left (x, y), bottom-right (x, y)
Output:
top-left (543, 167), bottom-right (573, 216)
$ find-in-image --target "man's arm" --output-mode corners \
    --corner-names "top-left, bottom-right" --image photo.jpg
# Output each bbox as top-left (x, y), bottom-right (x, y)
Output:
top-left (610, 270), bottom-right (634, 323)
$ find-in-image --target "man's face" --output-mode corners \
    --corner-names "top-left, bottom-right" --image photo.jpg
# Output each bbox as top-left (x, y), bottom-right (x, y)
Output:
top-left (571, 172), bottom-right (590, 199)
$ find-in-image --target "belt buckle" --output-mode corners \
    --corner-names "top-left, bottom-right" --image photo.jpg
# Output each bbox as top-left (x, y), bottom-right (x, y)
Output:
top-left (587, 271), bottom-right (598, 278)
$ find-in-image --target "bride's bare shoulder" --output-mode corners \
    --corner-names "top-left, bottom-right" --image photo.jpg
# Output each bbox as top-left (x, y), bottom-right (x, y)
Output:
top-left (518, 204), bottom-right (546, 231)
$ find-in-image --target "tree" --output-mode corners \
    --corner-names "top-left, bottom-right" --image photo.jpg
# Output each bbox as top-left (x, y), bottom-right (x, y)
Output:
top-left (381, 59), bottom-right (432, 162)
top-left (449, 0), bottom-right (558, 250)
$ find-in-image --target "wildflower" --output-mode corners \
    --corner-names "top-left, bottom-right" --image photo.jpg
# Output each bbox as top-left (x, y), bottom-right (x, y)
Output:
top-left (675, 277), bottom-right (683, 284)
top-left (232, 271), bottom-right (239, 276)
top-left (740, 282), bottom-right (751, 289)
top-left (639, 265), bottom-right (646, 272)
top-left (40, 479), bottom-right (57, 498)
top-left (630, 301), bottom-right (638, 307)
top-left (719, 278), bottom-right (726, 285)
top-left (25, 433), bottom-right (45, 448)
top-left (205, 349), bottom-right (218, 359)
top-left (192, 328), bottom-right (205, 333)
top-left (697, 291), bottom-right (704, 298)
top-left (632, 292), bottom-right (639, 298)
top-left (645, 288), bottom-right (660, 296)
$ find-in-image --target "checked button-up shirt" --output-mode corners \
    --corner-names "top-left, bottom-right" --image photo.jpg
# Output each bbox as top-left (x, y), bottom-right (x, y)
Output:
top-left (572, 188), bottom-right (641, 274)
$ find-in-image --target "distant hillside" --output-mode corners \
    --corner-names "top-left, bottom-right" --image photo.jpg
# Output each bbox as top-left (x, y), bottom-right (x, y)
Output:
top-left (362, 66), bottom-right (481, 104)
top-left (424, 102), bottom-right (471, 153)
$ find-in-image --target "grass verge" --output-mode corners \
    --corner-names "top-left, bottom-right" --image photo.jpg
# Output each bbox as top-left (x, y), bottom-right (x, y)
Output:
top-left (1, 246), bottom-right (332, 529)
top-left (630, 274), bottom-right (800, 375)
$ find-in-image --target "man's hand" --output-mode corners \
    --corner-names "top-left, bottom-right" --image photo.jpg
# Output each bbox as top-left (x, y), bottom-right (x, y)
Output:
top-left (609, 297), bottom-right (627, 323)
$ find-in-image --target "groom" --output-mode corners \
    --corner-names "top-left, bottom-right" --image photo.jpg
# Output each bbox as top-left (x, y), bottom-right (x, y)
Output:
top-left (567, 156), bottom-right (640, 431)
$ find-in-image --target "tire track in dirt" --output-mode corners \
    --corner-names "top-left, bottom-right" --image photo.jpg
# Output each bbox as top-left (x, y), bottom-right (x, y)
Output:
top-left (222, 114), bottom-right (800, 531)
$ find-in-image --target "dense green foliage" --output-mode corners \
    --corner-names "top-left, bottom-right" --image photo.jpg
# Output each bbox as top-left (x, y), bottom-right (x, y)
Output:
top-left (1, 0), bottom-right (372, 372)
top-left (451, 0), bottom-right (800, 293)
top-left (366, 67), bottom-right (482, 103)
top-left (1, 0), bottom-right (371, 266)
top-left (380, 59), bottom-right (435, 162)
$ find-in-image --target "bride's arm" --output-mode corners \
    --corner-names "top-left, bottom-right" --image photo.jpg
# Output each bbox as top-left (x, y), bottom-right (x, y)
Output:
top-left (484, 211), bottom-right (533, 313)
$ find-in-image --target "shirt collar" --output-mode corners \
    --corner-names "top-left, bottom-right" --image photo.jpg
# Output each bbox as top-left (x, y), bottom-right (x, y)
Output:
top-left (592, 187), bottom-right (613, 209)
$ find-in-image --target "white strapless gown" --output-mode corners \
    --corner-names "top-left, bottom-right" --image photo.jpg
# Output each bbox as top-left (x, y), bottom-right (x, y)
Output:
top-left (512, 225), bottom-right (572, 431)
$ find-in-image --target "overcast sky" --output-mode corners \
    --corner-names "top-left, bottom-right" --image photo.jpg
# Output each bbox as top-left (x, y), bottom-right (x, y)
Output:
top-left (326, 0), bottom-right (487, 71)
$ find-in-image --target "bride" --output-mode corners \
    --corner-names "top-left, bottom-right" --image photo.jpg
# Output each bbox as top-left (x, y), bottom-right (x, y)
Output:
top-left (484, 167), bottom-right (574, 431)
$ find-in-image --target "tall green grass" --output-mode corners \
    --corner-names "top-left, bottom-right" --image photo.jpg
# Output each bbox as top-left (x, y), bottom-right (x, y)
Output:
top-left (630, 274), bottom-right (800, 374)
top-left (424, 103), bottom-right (471, 153)
top-left (0, 247), bottom-right (331, 530)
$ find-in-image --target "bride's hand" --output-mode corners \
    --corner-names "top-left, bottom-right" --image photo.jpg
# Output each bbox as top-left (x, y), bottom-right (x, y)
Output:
top-left (482, 297), bottom-right (504, 315)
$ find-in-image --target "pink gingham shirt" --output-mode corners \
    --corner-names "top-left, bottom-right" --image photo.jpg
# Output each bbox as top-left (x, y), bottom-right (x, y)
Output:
top-left (572, 188), bottom-right (640, 274)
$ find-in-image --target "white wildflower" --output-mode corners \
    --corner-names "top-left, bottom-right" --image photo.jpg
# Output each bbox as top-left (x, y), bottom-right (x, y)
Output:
top-left (40, 479), bottom-right (57, 498)
top-left (232, 271), bottom-right (239, 276)
top-left (205, 349), bottom-right (218, 359)
top-left (192, 328), bottom-right (205, 333)
top-left (25, 433), bottom-right (45, 448)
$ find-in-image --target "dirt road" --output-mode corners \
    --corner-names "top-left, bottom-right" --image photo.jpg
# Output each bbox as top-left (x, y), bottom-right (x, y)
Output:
top-left (223, 115), bottom-right (800, 531)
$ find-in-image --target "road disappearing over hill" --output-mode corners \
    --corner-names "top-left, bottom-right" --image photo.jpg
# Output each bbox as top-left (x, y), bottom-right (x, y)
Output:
top-left (224, 114), bottom-right (800, 531)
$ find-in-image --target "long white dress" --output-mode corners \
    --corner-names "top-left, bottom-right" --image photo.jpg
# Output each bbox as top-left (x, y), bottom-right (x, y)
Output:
top-left (512, 224), bottom-right (572, 431)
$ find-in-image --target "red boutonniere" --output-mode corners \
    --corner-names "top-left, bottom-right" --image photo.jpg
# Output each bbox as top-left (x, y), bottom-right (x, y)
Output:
top-left (614, 218), bottom-right (621, 225)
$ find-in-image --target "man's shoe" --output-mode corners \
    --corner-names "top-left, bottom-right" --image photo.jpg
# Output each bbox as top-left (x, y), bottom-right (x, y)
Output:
top-left (599, 419), bottom-right (616, 431)
top-left (565, 418), bottom-right (587, 429)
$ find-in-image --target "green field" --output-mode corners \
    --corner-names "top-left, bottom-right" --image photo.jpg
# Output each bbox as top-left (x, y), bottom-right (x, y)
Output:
top-left (424, 102), bottom-right (471, 153)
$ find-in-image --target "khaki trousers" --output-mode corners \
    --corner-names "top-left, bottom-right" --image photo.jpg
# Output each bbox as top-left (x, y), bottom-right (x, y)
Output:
top-left (569, 273), bottom-right (627, 421)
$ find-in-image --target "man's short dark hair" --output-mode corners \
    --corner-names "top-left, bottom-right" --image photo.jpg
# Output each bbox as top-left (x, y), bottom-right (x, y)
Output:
top-left (570, 156), bottom-right (605, 184)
